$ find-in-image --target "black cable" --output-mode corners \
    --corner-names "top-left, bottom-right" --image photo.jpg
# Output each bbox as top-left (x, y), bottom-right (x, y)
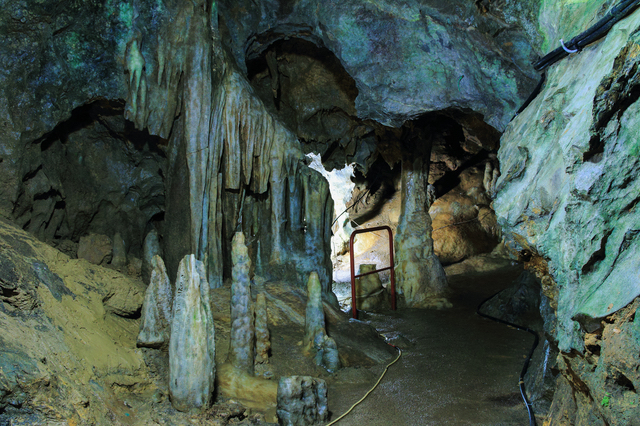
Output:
top-left (477, 292), bottom-right (540, 426)
top-left (534, 0), bottom-right (640, 71)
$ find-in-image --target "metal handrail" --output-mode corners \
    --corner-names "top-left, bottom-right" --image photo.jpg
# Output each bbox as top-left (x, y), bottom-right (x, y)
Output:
top-left (349, 225), bottom-right (396, 319)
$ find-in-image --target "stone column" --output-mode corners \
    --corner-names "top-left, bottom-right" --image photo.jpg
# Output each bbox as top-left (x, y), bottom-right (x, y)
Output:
top-left (395, 154), bottom-right (450, 308)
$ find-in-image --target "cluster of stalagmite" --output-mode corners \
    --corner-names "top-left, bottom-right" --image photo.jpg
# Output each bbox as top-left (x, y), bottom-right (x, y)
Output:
top-left (138, 253), bottom-right (216, 413)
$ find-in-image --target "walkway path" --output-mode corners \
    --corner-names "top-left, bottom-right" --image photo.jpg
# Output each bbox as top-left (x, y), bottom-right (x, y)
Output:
top-left (327, 265), bottom-right (537, 425)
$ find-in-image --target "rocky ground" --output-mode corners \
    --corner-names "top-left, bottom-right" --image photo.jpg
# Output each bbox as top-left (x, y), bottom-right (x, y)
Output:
top-left (0, 218), bottom-right (396, 425)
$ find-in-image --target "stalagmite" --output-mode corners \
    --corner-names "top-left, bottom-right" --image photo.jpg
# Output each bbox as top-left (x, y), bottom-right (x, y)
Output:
top-left (255, 292), bottom-right (271, 366)
top-left (169, 254), bottom-right (215, 412)
top-left (395, 156), bottom-right (450, 309)
top-left (137, 255), bottom-right (173, 348)
top-left (228, 232), bottom-right (255, 375)
top-left (111, 232), bottom-right (127, 269)
top-left (277, 376), bottom-right (329, 426)
top-left (142, 229), bottom-right (162, 285)
top-left (304, 272), bottom-right (340, 372)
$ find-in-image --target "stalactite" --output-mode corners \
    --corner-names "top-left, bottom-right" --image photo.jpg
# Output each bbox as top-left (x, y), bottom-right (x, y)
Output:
top-left (122, 1), bottom-right (334, 294)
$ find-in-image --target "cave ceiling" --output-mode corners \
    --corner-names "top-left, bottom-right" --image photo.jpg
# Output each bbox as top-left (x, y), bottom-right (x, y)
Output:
top-left (220, 0), bottom-right (542, 130)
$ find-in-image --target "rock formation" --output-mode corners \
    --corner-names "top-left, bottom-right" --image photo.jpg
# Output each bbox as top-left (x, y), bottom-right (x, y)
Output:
top-left (255, 292), bottom-right (271, 367)
top-left (304, 272), bottom-right (340, 373)
top-left (430, 165), bottom-right (501, 264)
top-left (169, 255), bottom-right (215, 413)
top-left (111, 232), bottom-right (127, 269)
top-left (276, 376), bottom-right (329, 426)
top-left (355, 264), bottom-right (385, 311)
top-left (137, 255), bottom-right (172, 349)
top-left (494, 5), bottom-right (640, 422)
top-left (395, 155), bottom-right (450, 309)
top-left (142, 229), bottom-right (163, 285)
top-left (228, 232), bottom-right (255, 375)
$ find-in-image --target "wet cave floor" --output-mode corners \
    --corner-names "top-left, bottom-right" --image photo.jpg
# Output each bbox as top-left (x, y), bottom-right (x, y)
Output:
top-left (325, 265), bottom-right (536, 426)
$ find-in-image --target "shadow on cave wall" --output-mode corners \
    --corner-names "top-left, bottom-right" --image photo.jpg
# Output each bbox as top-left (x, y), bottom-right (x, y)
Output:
top-left (12, 99), bottom-right (167, 260)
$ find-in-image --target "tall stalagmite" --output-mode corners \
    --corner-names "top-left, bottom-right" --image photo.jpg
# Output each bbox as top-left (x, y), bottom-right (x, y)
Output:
top-left (169, 255), bottom-right (215, 412)
top-left (228, 232), bottom-right (255, 375)
top-left (395, 156), bottom-right (450, 308)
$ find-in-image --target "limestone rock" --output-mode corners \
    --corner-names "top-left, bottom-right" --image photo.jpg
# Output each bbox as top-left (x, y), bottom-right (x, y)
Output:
top-left (221, 0), bottom-right (540, 131)
top-left (494, 6), bottom-right (640, 422)
top-left (254, 292), bottom-right (271, 365)
top-left (395, 157), bottom-right (449, 308)
top-left (142, 229), bottom-right (163, 285)
top-left (102, 275), bottom-right (146, 318)
top-left (304, 272), bottom-right (340, 372)
top-left (354, 264), bottom-right (384, 311)
top-left (228, 232), bottom-right (255, 375)
top-left (276, 376), bottom-right (328, 426)
top-left (111, 232), bottom-right (127, 269)
top-left (169, 255), bottom-right (215, 412)
top-left (137, 255), bottom-right (172, 348)
top-left (430, 165), bottom-right (500, 264)
top-left (77, 234), bottom-right (112, 266)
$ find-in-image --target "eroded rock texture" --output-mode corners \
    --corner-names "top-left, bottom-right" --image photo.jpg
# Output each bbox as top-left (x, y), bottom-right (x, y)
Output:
top-left (276, 376), bottom-right (328, 426)
top-left (137, 255), bottom-right (172, 349)
top-left (169, 255), bottom-right (215, 413)
top-left (495, 4), bottom-right (640, 423)
top-left (228, 232), bottom-right (255, 375)
top-left (222, 0), bottom-right (540, 130)
top-left (395, 154), bottom-right (449, 309)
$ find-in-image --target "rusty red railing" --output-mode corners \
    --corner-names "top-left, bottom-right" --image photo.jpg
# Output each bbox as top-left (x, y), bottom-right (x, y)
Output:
top-left (349, 225), bottom-right (396, 319)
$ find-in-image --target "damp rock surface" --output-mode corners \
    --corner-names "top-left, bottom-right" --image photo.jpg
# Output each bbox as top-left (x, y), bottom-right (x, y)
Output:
top-left (494, 4), bottom-right (640, 424)
top-left (276, 376), bottom-right (328, 426)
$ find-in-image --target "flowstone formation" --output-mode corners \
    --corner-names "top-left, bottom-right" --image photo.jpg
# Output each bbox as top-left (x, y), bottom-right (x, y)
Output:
top-left (495, 4), bottom-right (640, 423)
top-left (276, 376), bottom-right (329, 426)
top-left (137, 255), bottom-right (172, 348)
top-left (395, 155), bottom-right (450, 309)
top-left (304, 272), bottom-right (340, 373)
top-left (228, 232), bottom-right (255, 375)
top-left (169, 254), bottom-right (215, 413)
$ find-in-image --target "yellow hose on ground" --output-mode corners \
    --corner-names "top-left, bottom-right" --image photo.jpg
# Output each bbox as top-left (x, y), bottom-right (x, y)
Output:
top-left (326, 346), bottom-right (402, 425)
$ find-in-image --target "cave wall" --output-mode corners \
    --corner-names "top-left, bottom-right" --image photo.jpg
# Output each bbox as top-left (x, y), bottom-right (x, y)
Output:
top-left (220, 0), bottom-right (541, 130)
top-left (495, 2), bottom-right (640, 423)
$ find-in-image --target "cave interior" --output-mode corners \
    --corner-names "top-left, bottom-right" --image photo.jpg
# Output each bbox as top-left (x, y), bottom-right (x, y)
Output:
top-left (0, 0), bottom-right (639, 425)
